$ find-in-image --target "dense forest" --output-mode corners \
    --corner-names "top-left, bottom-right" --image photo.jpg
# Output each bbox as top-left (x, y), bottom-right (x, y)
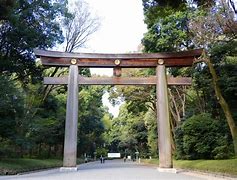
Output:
top-left (0, 0), bottom-right (236, 161)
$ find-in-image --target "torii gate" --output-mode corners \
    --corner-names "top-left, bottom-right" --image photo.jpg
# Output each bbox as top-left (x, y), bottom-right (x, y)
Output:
top-left (34, 49), bottom-right (202, 171)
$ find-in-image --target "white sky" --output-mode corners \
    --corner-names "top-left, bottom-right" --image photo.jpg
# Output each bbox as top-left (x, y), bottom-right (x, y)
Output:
top-left (69, 0), bottom-right (147, 117)
top-left (80, 0), bottom-right (147, 76)
top-left (85, 0), bottom-right (146, 52)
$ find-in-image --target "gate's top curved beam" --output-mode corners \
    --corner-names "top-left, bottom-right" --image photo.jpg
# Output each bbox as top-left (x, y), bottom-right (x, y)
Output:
top-left (34, 49), bottom-right (203, 67)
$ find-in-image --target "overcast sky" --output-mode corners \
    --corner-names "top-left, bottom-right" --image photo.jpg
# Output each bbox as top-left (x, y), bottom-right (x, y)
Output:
top-left (81, 0), bottom-right (146, 53)
top-left (76, 0), bottom-right (147, 76)
top-left (69, 0), bottom-right (147, 116)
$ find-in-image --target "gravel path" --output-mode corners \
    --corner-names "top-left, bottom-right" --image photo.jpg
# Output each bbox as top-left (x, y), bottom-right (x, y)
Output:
top-left (0, 159), bottom-right (232, 180)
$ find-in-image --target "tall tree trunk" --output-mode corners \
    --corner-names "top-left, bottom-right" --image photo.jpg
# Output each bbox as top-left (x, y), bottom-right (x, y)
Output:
top-left (48, 145), bottom-right (51, 158)
top-left (197, 54), bottom-right (237, 156)
top-left (38, 143), bottom-right (42, 157)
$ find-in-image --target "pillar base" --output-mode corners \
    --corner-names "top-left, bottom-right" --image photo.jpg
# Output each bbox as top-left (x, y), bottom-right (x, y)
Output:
top-left (157, 167), bottom-right (177, 173)
top-left (60, 167), bottom-right (78, 172)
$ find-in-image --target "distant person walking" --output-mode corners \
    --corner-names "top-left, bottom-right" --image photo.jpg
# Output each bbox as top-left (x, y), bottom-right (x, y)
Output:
top-left (100, 155), bottom-right (104, 163)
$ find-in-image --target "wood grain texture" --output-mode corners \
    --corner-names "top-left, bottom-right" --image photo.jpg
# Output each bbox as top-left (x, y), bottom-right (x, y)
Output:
top-left (44, 76), bottom-right (192, 85)
top-left (35, 49), bottom-right (203, 67)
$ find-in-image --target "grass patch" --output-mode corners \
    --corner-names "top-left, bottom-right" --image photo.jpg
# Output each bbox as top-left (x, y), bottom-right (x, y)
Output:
top-left (0, 158), bottom-right (62, 175)
top-left (174, 159), bottom-right (237, 176)
top-left (141, 159), bottom-right (159, 165)
top-left (141, 158), bottom-right (237, 176)
top-left (0, 158), bottom-right (91, 175)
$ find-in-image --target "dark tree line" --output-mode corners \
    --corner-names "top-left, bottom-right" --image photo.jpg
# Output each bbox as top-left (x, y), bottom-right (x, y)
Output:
top-left (0, 0), bottom-right (105, 159)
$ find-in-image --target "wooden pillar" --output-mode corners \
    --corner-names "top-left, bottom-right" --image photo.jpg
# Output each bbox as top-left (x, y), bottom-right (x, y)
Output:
top-left (63, 65), bottom-right (78, 168)
top-left (156, 62), bottom-right (172, 168)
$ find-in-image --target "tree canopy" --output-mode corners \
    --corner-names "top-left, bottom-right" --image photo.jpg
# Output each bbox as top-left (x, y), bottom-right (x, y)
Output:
top-left (0, 0), bottom-right (67, 82)
top-left (105, 0), bottom-right (237, 159)
top-left (0, 0), bottom-right (106, 159)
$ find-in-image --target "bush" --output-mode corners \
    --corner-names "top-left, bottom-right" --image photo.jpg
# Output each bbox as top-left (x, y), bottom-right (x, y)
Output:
top-left (175, 113), bottom-right (233, 160)
top-left (96, 147), bottom-right (108, 158)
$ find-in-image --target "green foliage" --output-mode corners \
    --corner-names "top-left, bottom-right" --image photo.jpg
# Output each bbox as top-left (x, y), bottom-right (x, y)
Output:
top-left (191, 39), bottom-right (237, 124)
top-left (105, 103), bottom-right (149, 157)
top-left (210, 41), bottom-right (237, 105)
top-left (0, 76), bottom-right (108, 159)
top-left (102, 111), bottom-right (113, 130)
top-left (96, 147), bottom-right (108, 157)
top-left (0, 138), bottom-right (16, 158)
top-left (141, 0), bottom-right (237, 159)
top-left (175, 113), bottom-right (233, 159)
top-left (0, 0), bottom-right (15, 20)
top-left (108, 68), bottom-right (156, 114)
top-left (0, 75), bottom-right (23, 140)
top-left (142, 10), bottom-right (192, 52)
top-left (142, 0), bottom-right (215, 52)
top-left (144, 108), bottom-right (158, 158)
top-left (77, 85), bottom-right (106, 157)
top-left (174, 159), bottom-right (237, 175)
top-left (142, 158), bottom-right (237, 176)
top-left (143, 0), bottom-right (186, 11)
top-left (0, 158), bottom-right (62, 175)
top-left (0, 0), bottom-right (108, 162)
top-left (0, 0), bottom-right (68, 82)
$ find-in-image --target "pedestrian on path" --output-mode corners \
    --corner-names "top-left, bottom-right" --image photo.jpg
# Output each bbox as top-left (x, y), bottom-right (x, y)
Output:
top-left (100, 155), bottom-right (104, 163)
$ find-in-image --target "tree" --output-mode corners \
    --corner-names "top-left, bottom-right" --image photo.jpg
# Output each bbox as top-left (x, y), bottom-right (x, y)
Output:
top-left (28, 91), bottom-right (67, 158)
top-left (0, 0), bottom-right (15, 21)
top-left (194, 51), bottom-right (237, 156)
top-left (0, 75), bottom-right (23, 140)
top-left (141, 0), bottom-right (237, 158)
top-left (108, 68), bottom-right (156, 113)
top-left (175, 113), bottom-right (232, 159)
top-left (0, 0), bottom-right (68, 82)
top-left (189, 1), bottom-right (237, 156)
top-left (77, 85), bottom-right (105, 157)
top-left (107, 103), bottom-right (149, 157)
top-left (142, 9), bottom-right (196, 53)
top-left (63, 0), bottom-right (100, 52)
top-left (43, 0), bottom-right (99, 100)
top-left (0, 0), bottom-right (107, 159)
top-left (144, 107), bottom-right (158, 157)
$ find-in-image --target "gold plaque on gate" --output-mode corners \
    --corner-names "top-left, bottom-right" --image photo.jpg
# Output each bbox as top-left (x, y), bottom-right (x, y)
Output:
top-left (158, 59), bottom-right (164, 65)
top-left (70, 58), bottom-right (77, 65)
top-left (114, 59), bottom-right (121, 66)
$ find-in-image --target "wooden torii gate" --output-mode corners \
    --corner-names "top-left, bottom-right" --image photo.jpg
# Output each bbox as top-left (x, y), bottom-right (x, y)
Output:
top-left (35, 49), bottom-right (202, 171)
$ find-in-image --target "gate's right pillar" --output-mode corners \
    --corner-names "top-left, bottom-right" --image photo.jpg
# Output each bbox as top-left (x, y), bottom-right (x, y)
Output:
top-left (156, 60), bottom-right (173, 168)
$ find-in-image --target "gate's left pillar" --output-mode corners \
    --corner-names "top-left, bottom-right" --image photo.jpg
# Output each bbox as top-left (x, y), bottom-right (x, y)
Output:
top-left (61, 65), bottom-right (78, 171)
